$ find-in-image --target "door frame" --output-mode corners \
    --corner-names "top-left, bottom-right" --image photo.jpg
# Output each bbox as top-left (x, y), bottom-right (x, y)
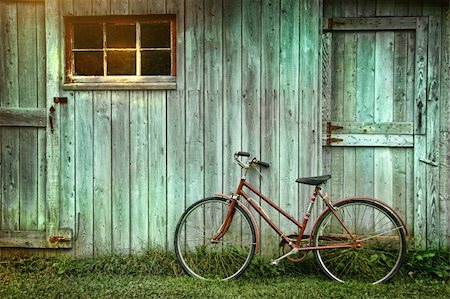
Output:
top-left (321, 16), bottom-right (429, 248)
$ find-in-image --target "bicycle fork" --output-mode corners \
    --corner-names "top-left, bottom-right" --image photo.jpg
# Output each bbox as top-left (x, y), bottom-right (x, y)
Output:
top-left (210, 196), bottom-right (238, 243)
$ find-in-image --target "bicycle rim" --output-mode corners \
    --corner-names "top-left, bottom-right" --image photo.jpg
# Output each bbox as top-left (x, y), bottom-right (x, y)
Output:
top-left (313, 199), bottom-right (406, 284)
top-left (174, 197), bottom-right (256, 280)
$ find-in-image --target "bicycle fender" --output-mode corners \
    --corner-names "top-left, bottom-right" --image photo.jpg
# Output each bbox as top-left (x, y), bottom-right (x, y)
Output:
top-left (214, 193), bottom-right (261, 252)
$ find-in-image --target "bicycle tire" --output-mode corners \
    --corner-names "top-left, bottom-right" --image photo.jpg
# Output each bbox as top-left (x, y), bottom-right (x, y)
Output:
top-left (174, 197), bottom-right (257, 280)
top-left (312, 198), bottom-right (406, 284)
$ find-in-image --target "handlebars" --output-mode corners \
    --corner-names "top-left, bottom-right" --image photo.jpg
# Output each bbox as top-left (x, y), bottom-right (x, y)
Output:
top-left (234, 151), bottom-right (270, 169)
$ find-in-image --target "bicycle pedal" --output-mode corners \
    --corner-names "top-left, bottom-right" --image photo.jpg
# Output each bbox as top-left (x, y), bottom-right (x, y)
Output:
top-left (270, 259), bottom-right (279, 267)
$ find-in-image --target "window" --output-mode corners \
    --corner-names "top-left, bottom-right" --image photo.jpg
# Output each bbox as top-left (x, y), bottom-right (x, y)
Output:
top-left (64, 15), bottom-right (176, 90)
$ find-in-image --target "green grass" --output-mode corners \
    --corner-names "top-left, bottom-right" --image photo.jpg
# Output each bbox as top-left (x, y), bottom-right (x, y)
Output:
top-left (0, 249), bottom-right (448, 298)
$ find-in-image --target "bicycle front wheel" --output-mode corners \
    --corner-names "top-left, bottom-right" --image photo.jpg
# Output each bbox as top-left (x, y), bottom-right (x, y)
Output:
top-left (174, 197), bottom-right (257, 280)
top-left (313, 199), bottom-right (406, 284)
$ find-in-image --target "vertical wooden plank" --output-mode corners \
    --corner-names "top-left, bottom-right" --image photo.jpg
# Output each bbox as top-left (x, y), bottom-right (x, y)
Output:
top-left (147, 0), bottom-right (167, 249)
top-left (147, 0), bottom-right (165, 13)
top-left (299, 0), bottom-right (321, 228)
top-left (424, 12), bottom-right (441, 249)
top-left (342, 3), bottom-right (357, 200)
top-left (92, 0), bottom-right (110, 14)
top-left (73, 0), bottom-right (94, 257)
top-left (36, 2), bottom-right (46, 231)
top-left (111, 0), bottom-right (128, 14)
top-left (45, 0), bottom-right (62, 246)
top-left (279, 0), bottom-right (299, 234)
top-left (18, 2), bottom-right (39, 231)
top-left (166, 0), bottom-right (185, 249)
top-left (148, 91), bottom-right (167, 247)
top-left (355, 0), bottom-right (376, 199)
top-left (74, 91), bottom-right (94, 256)
top-left (222, 0), bottom-right (242, 196)
top-left (109, 0), bottom-right (131, 254)
top-left (413, 17), bottom-right (428, 249)
top-left (185, 0), bottom-right (204, 208)
top-left (73, 0), bottom-right (92, 16)
top-left (321, 32), bottom-right (332, 181)
top-left (204, 0), bottom-right (222, 197)
top-left (373, 12), bottom-right (394, 208)
top-left (111, 92), bottom-right (130, 253)
top-left (93, 91), bottom-right (112, 254)
top-left (440, 4), bottom-right (450, 248)
top-left (130, 91), bottom-right (149, 252)
top-left (129, 0), bottom-right (150, 254)
top-left (328, 2), bottom-right (346, 204)
top-left (241, 0), bottom-right (261, 160)
top-left (59, 1), bottom-right (76, 241)
top-left (260, 0), bottom-right (279, 255)
top-left (391, 2), bottom-right (409, 223)
top-left (405, 6), bottom-right (417, 233)
top-left (0, 2), bottom-right (19, 231)
top-left (130, 0), bottom-right (147, 14)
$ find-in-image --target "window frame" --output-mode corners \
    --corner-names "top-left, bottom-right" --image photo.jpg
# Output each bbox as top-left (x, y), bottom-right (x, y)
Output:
top-left (64, 15), bottom-right (176, 90)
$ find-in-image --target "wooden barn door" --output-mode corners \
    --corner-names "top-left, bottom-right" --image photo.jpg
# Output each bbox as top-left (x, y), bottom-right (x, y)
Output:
top-left (322, 17), bottom-right (428, 235)
top-left (0, 0), bottom-right (70, 249)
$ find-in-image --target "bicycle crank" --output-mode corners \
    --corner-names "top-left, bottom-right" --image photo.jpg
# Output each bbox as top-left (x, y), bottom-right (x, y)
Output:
top-left (279, 234), bottom-right (310, 263)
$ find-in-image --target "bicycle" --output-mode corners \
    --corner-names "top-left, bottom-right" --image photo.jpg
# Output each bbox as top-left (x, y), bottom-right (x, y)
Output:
top-left (174, 152), bottom-right (407, 284)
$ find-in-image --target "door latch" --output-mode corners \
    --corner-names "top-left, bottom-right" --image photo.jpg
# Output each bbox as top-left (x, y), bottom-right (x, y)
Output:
top-left (49, 106), bottom-right (55, 133)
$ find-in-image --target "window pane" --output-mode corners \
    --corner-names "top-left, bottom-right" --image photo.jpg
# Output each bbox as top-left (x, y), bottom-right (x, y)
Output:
top-left (73, 23), bottom-right (103, 49)
top-left (141, 50), bottom-right (171, 75)
top-left (141, 23), bottom-right (171, 48)
top-left (74, 52), bottom-right (103, 75)
top-left (107, 51), bottom-right (136, 75)
top-left (107, 24), bottom-right (136, 48)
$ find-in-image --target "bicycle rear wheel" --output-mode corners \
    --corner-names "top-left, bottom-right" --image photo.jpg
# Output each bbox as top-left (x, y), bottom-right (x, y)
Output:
top-left (313, 199), bottom-right (406, 284)
top-left (174, 197), bottom-right (256, 280)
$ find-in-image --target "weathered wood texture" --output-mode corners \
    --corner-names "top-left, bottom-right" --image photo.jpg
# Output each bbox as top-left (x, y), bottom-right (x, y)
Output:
top-left (0, 1), bottom-right (46, 237)
top-left (323, 0), bottom-right (449, 249)
top-left (0, 0), bottom-right (448, 256)
top-left (49, 0), bottom-right (322, 256)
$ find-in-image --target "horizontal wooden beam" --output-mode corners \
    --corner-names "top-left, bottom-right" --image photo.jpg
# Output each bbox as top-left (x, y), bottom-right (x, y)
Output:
top-left (0, 229), bottom-right (72, 248)
top-left (324, 17), bottom-right (417, 31)
top-left (323, 134), bottom-right (414, 147)
top-left (0, 0), bottom-right (44, 3)
top-left (0, 107), bottom-right (46, 127)
top-left (323, 122), bottom-right (414, 135)
top-left (63, 82), bottom-right (177, 90)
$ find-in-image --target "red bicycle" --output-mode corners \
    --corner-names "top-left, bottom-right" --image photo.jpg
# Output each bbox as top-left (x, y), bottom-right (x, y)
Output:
top-left (174, 152), bottom-right (407, 283)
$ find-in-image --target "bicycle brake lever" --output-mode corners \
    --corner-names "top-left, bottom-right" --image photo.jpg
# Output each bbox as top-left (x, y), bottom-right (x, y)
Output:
top-left (251, 163), bottom-right (264, 178)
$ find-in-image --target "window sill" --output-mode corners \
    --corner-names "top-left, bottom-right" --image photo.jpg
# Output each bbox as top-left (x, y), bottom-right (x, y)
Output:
top-left (63, 76), bottom-right (177, 90)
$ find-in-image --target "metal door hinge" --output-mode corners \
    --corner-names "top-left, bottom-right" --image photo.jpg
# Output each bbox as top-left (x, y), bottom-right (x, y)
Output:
top-left (327, 18), bottom-right (345, 30)
top-left (326, 137), bottom-right (343, 145)
top-left (326, 122), bottom-right (343, 134)
top-left (54, 97), bottom-right (68, 104)
top-left (326, 122), bottom-right (343, 145)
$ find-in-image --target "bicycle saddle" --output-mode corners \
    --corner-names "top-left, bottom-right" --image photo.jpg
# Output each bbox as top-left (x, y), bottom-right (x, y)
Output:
top-left (295, 174), bottom-right (331, 186)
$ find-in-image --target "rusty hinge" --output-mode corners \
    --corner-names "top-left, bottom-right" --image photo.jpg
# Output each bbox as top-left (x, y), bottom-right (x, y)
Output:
top-left (49, 235), bottom-right (70, 243)
top-left (326, 137), bottom-right (343, 145)
top-left (326, 122), bottom-right (343, 134)
top-left (326, 122), bottom-right (343, 145)
top-left (328, 18), bottom-right (346, 30)
top-left (54, 97), bottom-right (68, 104)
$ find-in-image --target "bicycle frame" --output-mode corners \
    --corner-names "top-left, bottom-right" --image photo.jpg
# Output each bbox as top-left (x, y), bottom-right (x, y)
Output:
top-left (212, 176), bottom-right (357, 253)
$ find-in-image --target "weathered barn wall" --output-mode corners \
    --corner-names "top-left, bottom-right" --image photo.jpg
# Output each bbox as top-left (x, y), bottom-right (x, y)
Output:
top-left (50, 0), bottom-right (322, 256)
top-left (0, 0), bottom-right (448, 257)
